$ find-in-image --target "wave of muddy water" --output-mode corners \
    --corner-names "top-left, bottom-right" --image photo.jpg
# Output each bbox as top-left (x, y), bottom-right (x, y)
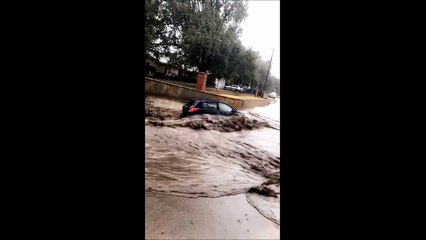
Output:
top-left (145, 96), bottom-right (280, 226)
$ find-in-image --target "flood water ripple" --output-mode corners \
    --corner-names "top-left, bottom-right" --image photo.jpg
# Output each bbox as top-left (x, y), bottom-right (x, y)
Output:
top-left (145, 97), bottom-right (281, 224)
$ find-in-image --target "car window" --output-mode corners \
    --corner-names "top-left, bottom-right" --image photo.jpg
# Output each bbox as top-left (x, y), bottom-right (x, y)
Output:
top-left (202, 102), bottom-right (218, 109)
top-left (186, 100), bottom-right (195, 106)
top-left (218, 102), bottom-right (233, 112)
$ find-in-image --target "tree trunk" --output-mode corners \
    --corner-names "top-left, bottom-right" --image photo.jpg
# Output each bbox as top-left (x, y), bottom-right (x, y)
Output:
top-left (198, 54), bottom-right (211, 73)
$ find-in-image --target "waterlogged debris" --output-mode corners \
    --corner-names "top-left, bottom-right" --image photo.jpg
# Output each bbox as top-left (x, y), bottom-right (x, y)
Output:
top-left (144, 101), bottom-right (279, 132)
top-left (145, 106), bottom-right (181, 120)
top-left (246, 191), bottom-right (280, 226)
top-left (146, 105), bottom-right (273, 132)
top-left (145, 125), bottom-right (280, 198)
top-left (247, 185), bottom-right (278, 198)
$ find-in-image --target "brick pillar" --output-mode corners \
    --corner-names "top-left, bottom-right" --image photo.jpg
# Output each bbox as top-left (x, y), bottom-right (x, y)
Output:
top-left (196, 72), bottom-right (207, 91)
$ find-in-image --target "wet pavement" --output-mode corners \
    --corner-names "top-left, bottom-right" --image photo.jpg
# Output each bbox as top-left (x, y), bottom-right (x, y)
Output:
top-left (145, 192), bottom-right (280, 239)
top-left (145, 96), bottom-right (280, 238)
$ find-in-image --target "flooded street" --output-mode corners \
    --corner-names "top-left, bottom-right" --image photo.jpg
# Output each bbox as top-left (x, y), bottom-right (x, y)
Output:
top-left (145, 96), bottom-right (280, 239)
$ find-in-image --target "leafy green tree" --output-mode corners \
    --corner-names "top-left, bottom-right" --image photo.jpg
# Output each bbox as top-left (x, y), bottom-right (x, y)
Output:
top-left (150, 0), bottom-right (248, 72)
top-left (265, 75), bottom-right (280, 94)
top-left (228, 46), bottom-right (257, 86)
top-left (145, 0), bottom-right (162, 52)
top-left (253, 53), bottom-right (269, 87)
top-left (145, 0), bottom-right (267, 88)
top-left (249, 51), bottom-right (280, 93)
top-left (208, 37), bottom-right (258, 87)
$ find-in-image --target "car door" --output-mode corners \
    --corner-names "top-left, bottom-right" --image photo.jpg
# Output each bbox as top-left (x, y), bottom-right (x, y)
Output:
top-left (201, 102), bottom-right (219, 115)
top-left (218, 102), bottom-right (234, 116)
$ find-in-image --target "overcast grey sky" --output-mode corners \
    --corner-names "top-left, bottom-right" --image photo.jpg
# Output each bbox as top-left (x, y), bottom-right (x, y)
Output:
top-left (240, 0), bottom-right (280, 79)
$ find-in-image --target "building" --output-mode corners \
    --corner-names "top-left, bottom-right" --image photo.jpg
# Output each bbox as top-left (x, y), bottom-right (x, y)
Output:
top-left (215, 78), bottom-right (226, 89)
top-left (145, 55), bottom-right (179, 76)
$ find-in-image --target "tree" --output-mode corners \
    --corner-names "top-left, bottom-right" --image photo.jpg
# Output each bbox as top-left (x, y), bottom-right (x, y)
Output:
top-left (227, 46), bottom-right (257, 86)
top-left (264, 75), bottom-right (280, 94)
top-left (145, 0), bottom-right (162, 52)
top-left (253, 52), bottom-right (269, 88)
top-left (246, 50), bottom-right (280, 93)
top-left (150, 0), bottom-right (248, 72)
top-left (145, 0), bottom-right (263, 88)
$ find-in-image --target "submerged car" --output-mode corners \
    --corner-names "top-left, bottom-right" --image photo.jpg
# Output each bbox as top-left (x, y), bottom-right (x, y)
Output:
top-left (181, 99), bottom-right (244, 117)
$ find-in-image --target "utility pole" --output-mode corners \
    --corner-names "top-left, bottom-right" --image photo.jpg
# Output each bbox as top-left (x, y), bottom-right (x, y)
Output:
top-left (262, 48), bottom-right (274, 93)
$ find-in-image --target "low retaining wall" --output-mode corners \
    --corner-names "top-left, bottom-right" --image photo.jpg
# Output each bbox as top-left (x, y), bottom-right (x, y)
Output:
top-left (145, 78), bottom-right (270, 110)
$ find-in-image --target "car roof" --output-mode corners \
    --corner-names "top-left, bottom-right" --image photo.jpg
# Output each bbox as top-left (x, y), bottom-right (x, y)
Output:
top-left (191, 99), bottom-right (236, 108)
top-left (197, 99), bottom-right (218, 102)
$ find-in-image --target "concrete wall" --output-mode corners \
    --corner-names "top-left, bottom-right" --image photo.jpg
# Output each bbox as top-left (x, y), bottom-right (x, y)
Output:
top-left (145, 78), bottom-right (271, 110)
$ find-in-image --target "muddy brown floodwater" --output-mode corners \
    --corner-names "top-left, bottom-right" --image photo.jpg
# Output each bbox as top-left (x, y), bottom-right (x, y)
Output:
top-left (145, 96), bottom-right (280, 239)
